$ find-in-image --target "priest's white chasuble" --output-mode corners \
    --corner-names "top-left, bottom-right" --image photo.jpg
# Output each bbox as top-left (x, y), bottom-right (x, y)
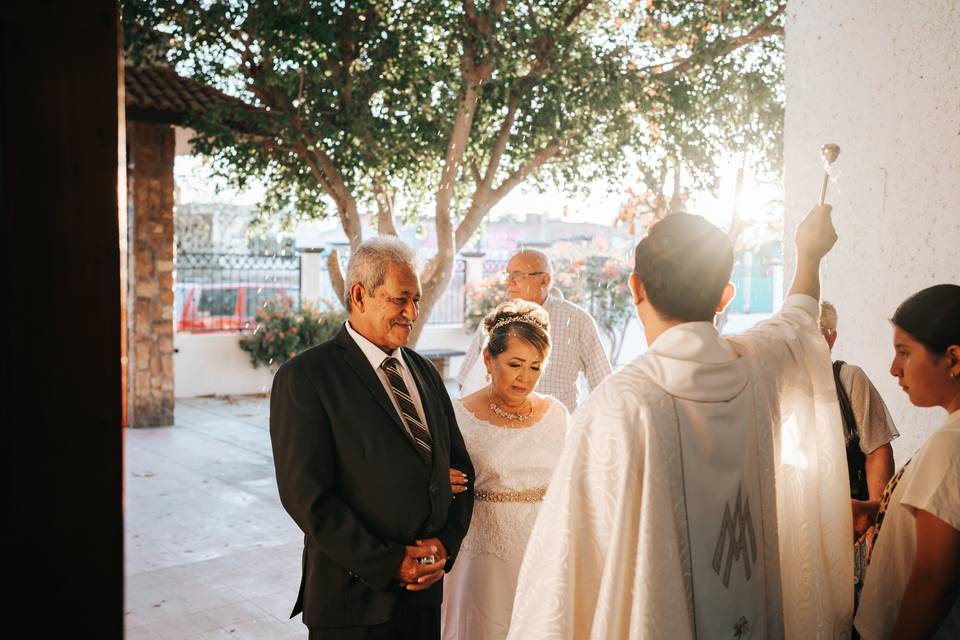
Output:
top-left (508, 295), bottom-right (853, 639)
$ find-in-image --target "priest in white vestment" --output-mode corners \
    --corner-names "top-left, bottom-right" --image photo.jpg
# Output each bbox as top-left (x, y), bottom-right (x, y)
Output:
top-left (508, 206), bottom-right (853, 639)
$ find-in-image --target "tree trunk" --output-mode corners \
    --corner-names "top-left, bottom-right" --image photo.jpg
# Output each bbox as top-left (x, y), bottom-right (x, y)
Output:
top-left (326, 251), bottom-right (345, 307)
top-left (409, 253), bottom-right (456, 346)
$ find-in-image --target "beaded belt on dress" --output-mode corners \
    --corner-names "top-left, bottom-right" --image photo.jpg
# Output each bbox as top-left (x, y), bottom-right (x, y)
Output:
top-left (474, 486), bottom-right (547, 503)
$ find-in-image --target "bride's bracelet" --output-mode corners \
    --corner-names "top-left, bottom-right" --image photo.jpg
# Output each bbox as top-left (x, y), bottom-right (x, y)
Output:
top-left (475, 486), bottom-right (547, 503)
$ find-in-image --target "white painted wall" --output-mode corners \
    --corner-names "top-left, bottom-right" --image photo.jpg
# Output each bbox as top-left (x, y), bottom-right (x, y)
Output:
top-left (174, 324), bottom-right (477, 398)
top-left (784, 0), bottom-right (960, 462)
top-left (174, 332), bottom-right (275, 397)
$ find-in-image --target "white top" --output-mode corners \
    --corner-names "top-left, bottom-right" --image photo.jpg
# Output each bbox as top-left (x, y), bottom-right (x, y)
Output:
top-left (508, 294), bottom-right (853, 640)
top-left (441, 397), bottom-right (569, 640)
top-left (837, 363), bottom-right (899, 454)
top-left (453, 398), bottom-right (569, 562)
top-left (457, 287), bottom-right (612, 411)
top-left (344, 321), bottom-right (428, 438)
top-left (855, 410), bottom-right (960, 640)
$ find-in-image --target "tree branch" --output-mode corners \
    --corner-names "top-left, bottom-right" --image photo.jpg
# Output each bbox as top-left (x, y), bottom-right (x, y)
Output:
top-left (431, 0), bottom-right (503, 290)
top-left (469, 161), bottom-right (482, 186)
top-left (336, 4), bottom-right (358, 110)
top-left (562, 1), bottom-right (593, 28)
top-left (372, 180), bottom-right (399, 237)
top-left (489, 140), bottom-right (565, 205)
top-left (224, 12), bottom-right (363, 251)
top-left (326, 250), bottom-right (346, 307)
top-left (297, 144), bottom-right (363, 249)
top-left (647, 3), bottom-right (785, 79)
top-left (454, 139), bottom-right (567, 250)
top-left (481, 96), bottom-right (520, 187)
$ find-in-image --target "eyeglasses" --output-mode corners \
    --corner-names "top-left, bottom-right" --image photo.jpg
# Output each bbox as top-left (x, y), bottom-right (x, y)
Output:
top-left (502, 270), bottom-right (546, 282)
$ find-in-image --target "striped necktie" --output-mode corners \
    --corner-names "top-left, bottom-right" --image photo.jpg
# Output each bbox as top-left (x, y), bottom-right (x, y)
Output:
top-left (381, 356), bottom-right (432, 460)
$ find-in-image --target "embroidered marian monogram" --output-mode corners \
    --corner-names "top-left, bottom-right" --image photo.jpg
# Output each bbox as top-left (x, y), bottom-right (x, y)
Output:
top-left (733, 616), bottom-right (750, 638)
top-left (712, 484), bottom-right (758, 588)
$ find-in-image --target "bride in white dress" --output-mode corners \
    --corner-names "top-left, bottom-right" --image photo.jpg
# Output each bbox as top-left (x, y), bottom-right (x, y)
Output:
top-left (442, 300), bottom-right (569, 640)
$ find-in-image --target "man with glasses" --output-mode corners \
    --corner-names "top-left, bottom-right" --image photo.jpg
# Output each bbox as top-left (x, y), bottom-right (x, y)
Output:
top-left (456, 248), bottom-right (612, 411)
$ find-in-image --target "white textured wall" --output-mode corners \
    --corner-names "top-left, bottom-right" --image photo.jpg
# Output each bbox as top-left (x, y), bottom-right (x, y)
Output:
top-left (174, 325), bottom-right (475, 398)
top-left (174, 332), bottom-right (275, 397)
top-left (784, 0), bottom-right (960, 462)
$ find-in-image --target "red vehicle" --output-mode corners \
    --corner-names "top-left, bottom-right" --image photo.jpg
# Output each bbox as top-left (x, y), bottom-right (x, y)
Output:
top-left (176, 283), bottom-right (299, 333)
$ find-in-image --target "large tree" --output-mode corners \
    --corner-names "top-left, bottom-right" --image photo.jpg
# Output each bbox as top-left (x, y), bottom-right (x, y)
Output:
top-left (124, 0), bottom-right (785, 343)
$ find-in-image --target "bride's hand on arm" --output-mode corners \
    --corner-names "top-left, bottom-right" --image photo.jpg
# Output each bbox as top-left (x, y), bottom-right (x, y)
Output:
top-left (449, 468), bottom-right (469, 495)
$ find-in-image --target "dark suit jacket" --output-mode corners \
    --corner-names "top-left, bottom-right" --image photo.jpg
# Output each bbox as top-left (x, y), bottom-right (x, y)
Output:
top-left (270, 325), bottom-right (474, 628)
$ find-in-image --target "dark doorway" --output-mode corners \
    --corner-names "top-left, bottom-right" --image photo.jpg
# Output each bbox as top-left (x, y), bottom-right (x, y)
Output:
top-left (2, 1), bottom-right (125, 635)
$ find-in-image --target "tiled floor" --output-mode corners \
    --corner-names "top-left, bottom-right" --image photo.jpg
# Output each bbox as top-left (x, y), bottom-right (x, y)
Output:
top-left (125, 395), bottom-right (305, 639)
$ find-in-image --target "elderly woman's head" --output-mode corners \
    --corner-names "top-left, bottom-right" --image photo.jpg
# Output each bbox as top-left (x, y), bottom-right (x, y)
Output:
top-left (889, 284), bottom-right (960, 411)
top-left (481, 299), bottom-right (551, 405)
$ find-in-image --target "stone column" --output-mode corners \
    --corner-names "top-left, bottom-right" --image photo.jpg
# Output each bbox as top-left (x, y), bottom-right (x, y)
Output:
top-left (127, 121), bottom-right (176, 427)
top-left (463, 251), bottom-right (486, 285)
top-left (300, 248), bottom-right (325, 307)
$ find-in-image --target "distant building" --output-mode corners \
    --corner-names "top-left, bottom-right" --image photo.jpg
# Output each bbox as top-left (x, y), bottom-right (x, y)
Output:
top-left (294, 212), bottom-right (637, 260)
top-left (175, 202), bottom-right (295, 256)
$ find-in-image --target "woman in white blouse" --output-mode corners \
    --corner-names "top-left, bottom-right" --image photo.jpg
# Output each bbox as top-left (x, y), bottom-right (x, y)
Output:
top-left (854, 284), bottom-right (960, 640)
top-left (442, 300), bottom-right (569, 640)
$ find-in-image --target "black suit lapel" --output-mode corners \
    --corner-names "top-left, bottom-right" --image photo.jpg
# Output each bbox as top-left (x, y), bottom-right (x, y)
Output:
top-left (336, 327), bottom-right (414, 447)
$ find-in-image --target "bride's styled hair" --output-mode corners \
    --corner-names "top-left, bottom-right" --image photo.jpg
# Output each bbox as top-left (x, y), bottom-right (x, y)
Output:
top-left (483, 299), bottom-right (551, 359)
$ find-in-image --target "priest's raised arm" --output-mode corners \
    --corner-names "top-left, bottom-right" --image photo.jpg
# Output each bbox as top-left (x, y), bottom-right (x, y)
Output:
top-left (508, 206), bottom-right (852, 640)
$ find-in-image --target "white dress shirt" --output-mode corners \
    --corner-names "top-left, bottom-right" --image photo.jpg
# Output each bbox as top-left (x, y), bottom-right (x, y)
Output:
top-left (345, 321), bottom-right (429, 439)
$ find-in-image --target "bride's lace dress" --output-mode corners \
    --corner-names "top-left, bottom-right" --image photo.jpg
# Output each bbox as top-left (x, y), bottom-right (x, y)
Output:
top-left (441, 397), bottom-right (568, 640)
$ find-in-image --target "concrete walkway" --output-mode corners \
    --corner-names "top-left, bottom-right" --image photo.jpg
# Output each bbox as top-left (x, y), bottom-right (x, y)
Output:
top-left (125, 396), bottom-right (304, 639)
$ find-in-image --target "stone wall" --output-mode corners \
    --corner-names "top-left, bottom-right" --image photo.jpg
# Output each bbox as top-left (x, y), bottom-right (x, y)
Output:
top-left (127, 121), bottom-right (176, 426)
top-left (784, 1), bottom-right (960, 461)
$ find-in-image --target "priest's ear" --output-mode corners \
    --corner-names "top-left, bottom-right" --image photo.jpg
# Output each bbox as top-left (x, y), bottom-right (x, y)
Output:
top-left (628, 272), bottom-right (644, 306)
top-left (715, 282), bottom-right (736, 313)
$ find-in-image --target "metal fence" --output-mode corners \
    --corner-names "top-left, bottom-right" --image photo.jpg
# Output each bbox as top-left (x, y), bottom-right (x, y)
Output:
top-left (175, 252), bottom-right (467, 333)
top-left (428, 260), bottom-right (466, 324)
top-left (175, 252), bottom-right (301, 333)
top-left (482, 258), bottom-right (507, 278)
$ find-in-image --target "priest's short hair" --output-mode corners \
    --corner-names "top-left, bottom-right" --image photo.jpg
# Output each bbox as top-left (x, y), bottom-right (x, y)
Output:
top-left (633, 213), bottom-right (734, 322)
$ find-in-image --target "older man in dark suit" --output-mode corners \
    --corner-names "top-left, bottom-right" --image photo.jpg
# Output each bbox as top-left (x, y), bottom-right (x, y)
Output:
top-left (270, 236), bottom-right (474, 639)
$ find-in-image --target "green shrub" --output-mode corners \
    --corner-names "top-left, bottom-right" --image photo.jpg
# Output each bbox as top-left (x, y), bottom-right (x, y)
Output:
top-left (239, 297), bottom-right (346, 370)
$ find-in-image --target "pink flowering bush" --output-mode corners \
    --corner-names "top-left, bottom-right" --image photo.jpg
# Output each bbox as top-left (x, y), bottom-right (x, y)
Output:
top-left (239, 297), bottom-right (346, 370)
top-left (551, 239), bottom-right (634, 364)
top-left (464, 275), bottom-right (511, 332)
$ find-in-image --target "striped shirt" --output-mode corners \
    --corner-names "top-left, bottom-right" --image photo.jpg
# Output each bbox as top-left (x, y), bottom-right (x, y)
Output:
top-left (457, 288), bottom-right (612, 411)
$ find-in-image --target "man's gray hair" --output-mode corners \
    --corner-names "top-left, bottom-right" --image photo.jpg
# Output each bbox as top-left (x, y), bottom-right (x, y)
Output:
top-left (344, 236), bottom-right (418, 311)
top-left (819, 300), bottom-right (838, 333)
top-left (512, 248), bottom-right (554, 277)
